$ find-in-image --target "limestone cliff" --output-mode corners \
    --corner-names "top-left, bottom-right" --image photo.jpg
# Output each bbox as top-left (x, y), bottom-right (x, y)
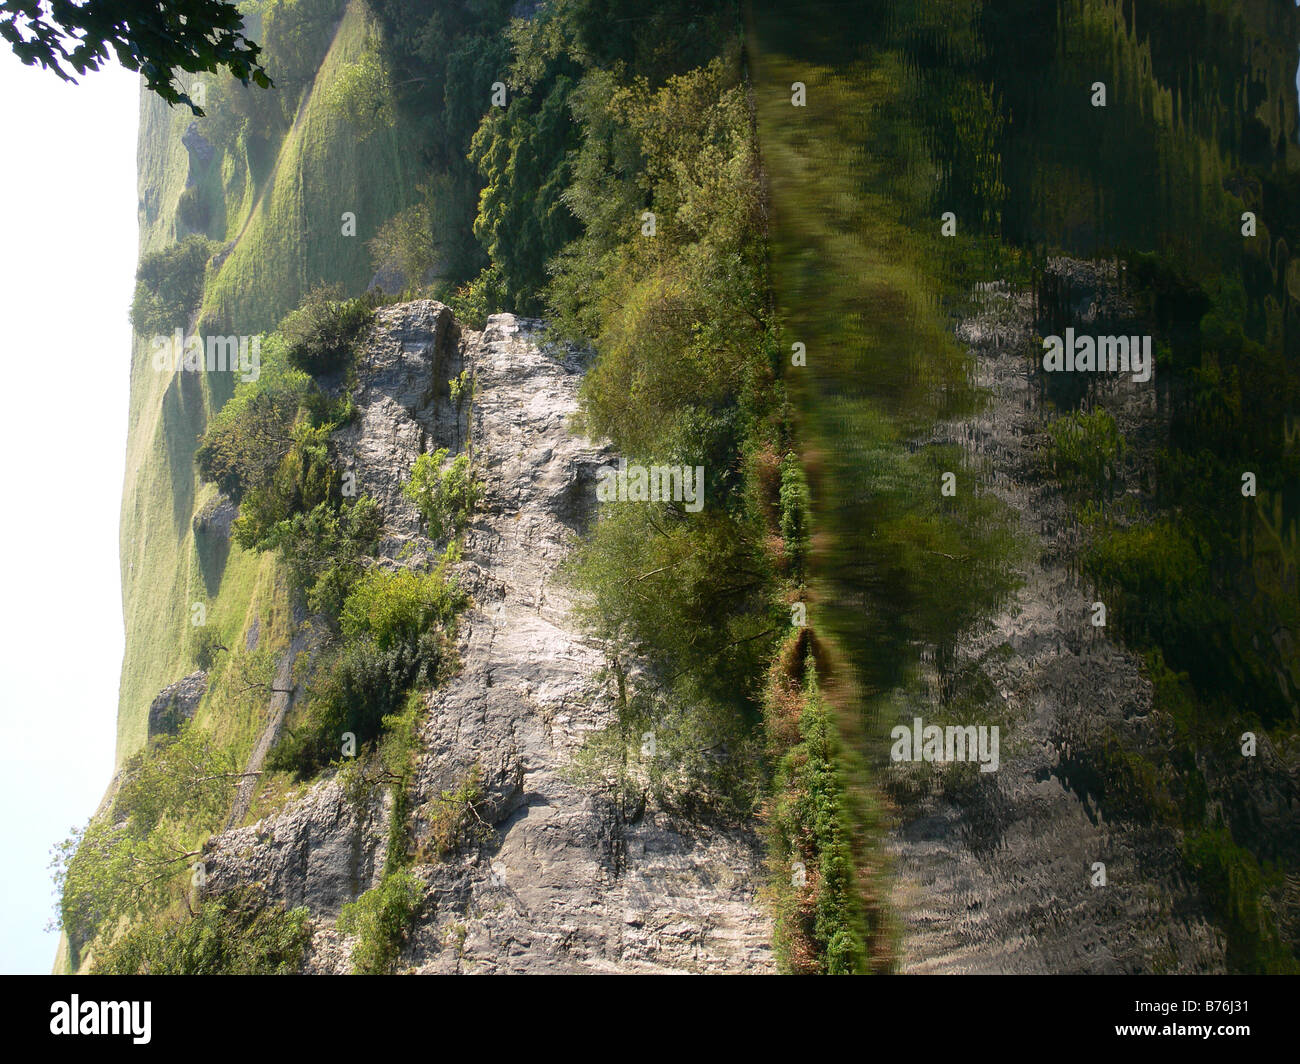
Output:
top-left (887, 262), bottom-right (1299, 972)
top-left (202, 304), bottom-right (774, 973)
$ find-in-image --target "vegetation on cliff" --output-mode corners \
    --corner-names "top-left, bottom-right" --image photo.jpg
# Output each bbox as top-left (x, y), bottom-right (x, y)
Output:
top-left (51, 0), bottom-right (1300, 974)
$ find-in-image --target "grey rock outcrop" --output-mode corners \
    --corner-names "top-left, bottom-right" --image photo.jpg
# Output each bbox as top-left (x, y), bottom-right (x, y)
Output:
top-left (204, 779), bottom-right (389, 920)
top-left (404, 316), bottom-right (772, 973)
top-left (202, 305), bottom-right (774, 973)
top-left (330, 299), bottom-right (458, 553)
top-left (886, 264), bottom-right (1225, 973)
top-left (193, 494), bottom-right (238, 540)
top-left (146, 671), bottom-right (207, 737)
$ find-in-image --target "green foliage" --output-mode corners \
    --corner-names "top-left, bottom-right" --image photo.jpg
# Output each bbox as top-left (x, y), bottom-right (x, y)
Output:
top-left (442, 264), bottom-right (505, 329)
top-left (192, 626), bottom-right (227, 672)
top-left (539, 49), bottom-right (782, 736)
top-left (369, 197), bottom-right (437, 291)
top-left (464, 0), bottom-right (739, 311)
top-left (176, 185), bottom-right (212, 235)
top-left (269, 630), bottom-right (445, 779)
top-left (363, 0), bottom-right (512, 285)
top-left (277, 283), bottom-right (375, 377)
top-left (340, 563), bottom-right (464, 652)
top-left (91, 888), bottom-right (311, 974)
top-left (261, 0), bottom-right (347, 105)
top-left (194, 346), bottom-right (337, 502)
top-left (1181, 828), bottom-right (1299, 973)
top-left (769, 664), bottom-right (873, 975)
top-left (323, 37), bottom-right (395, 136)
top-left (778, 453), bottom-right (811, 577)
top-left (337, 868), bottom-right (424, 974)
top-left (554, 58), bottom-right (766, 461)
top-left (402, 449), bottom-right (480, 541)
top-left (570, 504), bottom-right (778, 713)
top-left (448, 370), bottom-right (472, 407)
top-left (263, 497), bottom-right (382, 618)
top-left (566, 668), bottom-right (764, 819)
top-left (421, 766), bottom-right (491, 859)
top-left (469, 73), bottom-right (582, 314)
top-left (1044, 408), bottom-right (1125, 488)
top-left (129, 236), bottom-right (215, 335)
top-left (51, 723), bottom-right (243, 956)
top-left (269, 558), bottom-right (462, 779)
top-left (232, 420), bottom-right (340, 548)
top-left (1, 0), bottom-right (271, 114)
top-left (195, 335), bottom-right (348, 549)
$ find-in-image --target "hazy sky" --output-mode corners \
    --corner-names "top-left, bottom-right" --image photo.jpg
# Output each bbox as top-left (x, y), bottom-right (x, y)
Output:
top-left (0, 50), bottom-right (136, 973)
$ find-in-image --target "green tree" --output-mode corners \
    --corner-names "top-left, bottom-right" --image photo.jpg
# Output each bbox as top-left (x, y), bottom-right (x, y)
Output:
top-left (0, 0), bottom-right (270, 114)
top-left (337, 869), bottom-right (424, 974)
top-left (277, 283), bottom-right (375, 376)
top-left (130, 236), bottom-right (215, 335)
top-left (263, 497), bottom-right (383, 618)
top-left (51, 723), bottom-right (248, 954)
top-left (92, 888), bottom-right (312, 974)
top-left (323, 38), bottom-right (395, 135)
top-left (402, 449), bottom-right (480, 541)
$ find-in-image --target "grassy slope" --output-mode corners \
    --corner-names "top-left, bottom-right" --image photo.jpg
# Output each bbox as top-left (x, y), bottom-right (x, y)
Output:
top-left (115, 0), bottom-right (417, 762)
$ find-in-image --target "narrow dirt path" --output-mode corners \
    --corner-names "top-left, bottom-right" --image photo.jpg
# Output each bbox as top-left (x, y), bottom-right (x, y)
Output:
top-left (224, 623), bottom-right (321, 829)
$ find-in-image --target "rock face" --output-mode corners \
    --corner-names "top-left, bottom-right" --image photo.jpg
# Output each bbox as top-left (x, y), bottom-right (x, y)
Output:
top-left (885, 265), bottom-right (1225, 973)
top-left (192, 494), bottom-right (237, 539)
top-left (404, 316), bottom-right (772, 973)
top-left (146, 671), bottom-right (208, 737)
top-left (203, 304), bottom-right (774, 973)
top-left (205, 779), bottom-right (390, 923)
top-left (330, 299), bottom-right (459, 561)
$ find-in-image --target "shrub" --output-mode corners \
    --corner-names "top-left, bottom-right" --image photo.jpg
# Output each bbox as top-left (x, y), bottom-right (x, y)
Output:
top-left (129, 236), bottom-right (214, 335)
top-left (192, 627), bottom-right (227, 671)
top-left (565, 678), bottom-right (764, 819)
top-left (277, 284), bottom-right (375, 376)
top-left (194, 355), bottom-right (338, 502)
top-left (1044, 407), bottom-right (1125, 488)
top-left (263, 497), bottom-right (383, 618)
top-left (269, 557), bottom-right (464, 778)
top-left (340, 563), bottom-right (463, 652)
top-left (231, 420), bottom-right (341, 549)
top-left (51, 724), bottom-right (244, 953)
top-left (443, 264), bottom-right (504, 330)
top-left (1181, 829), bottom-right (1299, 974)
top-left (369, 198), bottom-right (437, 290)
top-left (337, 869), bottom-right (424, 974)
top-left (176, 185), bottom-right (212, 234)
top-left (92, 888), bottom-right (311, 974)
top-left (769, 664), bottom-right (872, 975)
top-left (268, 630), bottom-right (445, 779)
top-left (778, 452), bottom-right (811, 576)
top-left (422, 766), bottom-right (491, 858)
top-left (323, 40), bottom-right (396, 136)
top-left (402, 449), bottom-right (480, 540)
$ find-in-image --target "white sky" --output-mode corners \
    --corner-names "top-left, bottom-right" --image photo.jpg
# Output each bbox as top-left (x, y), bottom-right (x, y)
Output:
top-left (0, 50), bottom-right (136, 973)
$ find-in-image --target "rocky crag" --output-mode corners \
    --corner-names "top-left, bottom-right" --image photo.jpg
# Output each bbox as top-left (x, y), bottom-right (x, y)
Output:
top-left (201, 303), bottom-right (774, 973)
top-left (885, 260), bottom-right (1300, 973)
top-left (886, 263), bottom-right (1228, 973)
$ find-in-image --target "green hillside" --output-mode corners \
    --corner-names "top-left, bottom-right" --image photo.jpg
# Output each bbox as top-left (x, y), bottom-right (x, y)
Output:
top-left (117, 0), bottom-right (419, 761)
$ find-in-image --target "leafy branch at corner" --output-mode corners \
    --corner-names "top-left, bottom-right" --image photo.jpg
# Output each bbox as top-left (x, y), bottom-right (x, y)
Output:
top-left (0, 0), bottom-right (271, 114)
